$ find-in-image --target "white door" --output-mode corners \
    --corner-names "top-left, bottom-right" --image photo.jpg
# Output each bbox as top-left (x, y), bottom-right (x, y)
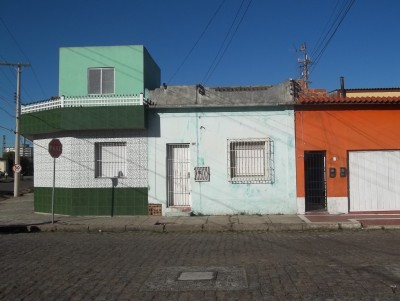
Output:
top-left (167, 144), bottom-right (191, 207)
top-left (349, 150), bottom-right (400, 211)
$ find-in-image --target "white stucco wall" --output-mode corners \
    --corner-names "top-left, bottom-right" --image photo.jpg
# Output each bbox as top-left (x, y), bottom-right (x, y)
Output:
top-left (34, 131), bottom-right (147, 188)
top-left (147, 108), bottom-right (297, 215)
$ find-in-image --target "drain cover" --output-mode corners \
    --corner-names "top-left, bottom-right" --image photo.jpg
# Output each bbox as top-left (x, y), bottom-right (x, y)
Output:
top-left (178, 271), bottom-right (216, 281)
top-left (142, 266), bottom-right (248, 291)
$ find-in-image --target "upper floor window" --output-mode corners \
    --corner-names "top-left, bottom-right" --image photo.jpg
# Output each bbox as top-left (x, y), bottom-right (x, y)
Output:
top-left (88, 68), bottom-right (115, 95)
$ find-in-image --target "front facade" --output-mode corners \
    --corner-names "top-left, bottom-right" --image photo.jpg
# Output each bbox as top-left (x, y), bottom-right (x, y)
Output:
top-left (147, 83), bottom-right (298, 215)
top-left (21, 44), bottom-right (298, 216)
top-left (296, 87), bottom-right (400, 213)
top-left (21, 45), bottom-right (160, 215)
top-left (23, 44), bottom-right (400, 217)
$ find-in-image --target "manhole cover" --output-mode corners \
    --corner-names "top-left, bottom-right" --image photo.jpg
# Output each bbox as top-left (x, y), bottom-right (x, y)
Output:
top-left (178, 271), bottom-right (216, 281)
top-left (142, 266), bottom-right (248, 291)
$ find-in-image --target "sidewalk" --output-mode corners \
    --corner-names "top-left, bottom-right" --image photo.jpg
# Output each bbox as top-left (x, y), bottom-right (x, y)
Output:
top-left (1, 193), bottom-right (400, 233)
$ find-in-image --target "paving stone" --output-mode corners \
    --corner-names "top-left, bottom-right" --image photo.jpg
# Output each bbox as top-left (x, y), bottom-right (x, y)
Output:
top-left (164, 224), bottom-right (203, 232)
top-left (231, 223), bottom-right (269, 232)
top-left (0, 231), bottom-right (400, 299)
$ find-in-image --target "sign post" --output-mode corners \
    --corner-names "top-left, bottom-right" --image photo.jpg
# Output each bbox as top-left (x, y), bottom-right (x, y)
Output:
top-left (12, 164), bottom-right (22, 174)
top-left (48, 139), bottom-right (62, 224)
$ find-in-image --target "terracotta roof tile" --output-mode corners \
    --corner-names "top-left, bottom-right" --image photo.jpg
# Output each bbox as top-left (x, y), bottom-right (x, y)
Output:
top-left (298, 96), bottom-right (400, 105)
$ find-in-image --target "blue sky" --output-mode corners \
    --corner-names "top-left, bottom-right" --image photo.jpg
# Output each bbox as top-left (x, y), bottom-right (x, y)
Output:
top-left (0, 0), bottom-right (399, 147)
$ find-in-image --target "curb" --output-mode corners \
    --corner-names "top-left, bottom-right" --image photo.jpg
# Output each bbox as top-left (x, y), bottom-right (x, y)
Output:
top-left (44, 222), bottom-right (349, 233)
top-left (3, 221), bottom-right (398, 234)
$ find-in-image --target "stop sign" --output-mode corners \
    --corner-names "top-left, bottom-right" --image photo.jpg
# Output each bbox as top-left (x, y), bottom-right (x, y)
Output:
top-left (48, 139), bottom-right (62, 158)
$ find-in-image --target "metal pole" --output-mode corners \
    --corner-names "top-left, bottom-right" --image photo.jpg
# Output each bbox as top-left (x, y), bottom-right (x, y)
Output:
top-left (52, 157), bottom-right (55, 224)
top-left (0, 62), bottom-right (30, 197)
top-left (13, 65), bottom-right (21, 197)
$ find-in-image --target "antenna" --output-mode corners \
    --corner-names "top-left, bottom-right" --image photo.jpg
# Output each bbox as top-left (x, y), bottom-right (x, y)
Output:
top-left (297, 42), bottom-right (312, 88)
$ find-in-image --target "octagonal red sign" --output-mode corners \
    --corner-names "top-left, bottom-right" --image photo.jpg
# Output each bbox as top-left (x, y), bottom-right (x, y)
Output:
top-left (48, 139), bottom-right (62, 158)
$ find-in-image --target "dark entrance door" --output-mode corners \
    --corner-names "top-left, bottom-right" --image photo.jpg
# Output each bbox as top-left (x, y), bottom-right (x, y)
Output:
top-left (304, 151), bottom-right (327, 211)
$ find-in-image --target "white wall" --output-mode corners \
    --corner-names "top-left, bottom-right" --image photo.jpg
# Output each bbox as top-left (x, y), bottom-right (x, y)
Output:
top-left (148, 109), bottom-right (297, 215)
top-left (34, 131), bottom-right (147, 189)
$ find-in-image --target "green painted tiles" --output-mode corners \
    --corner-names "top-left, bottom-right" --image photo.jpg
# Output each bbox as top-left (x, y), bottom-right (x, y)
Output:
top-left (20, 106), bottom-right (146, 136)
top-left (34, 187), bottom-right (148, 216)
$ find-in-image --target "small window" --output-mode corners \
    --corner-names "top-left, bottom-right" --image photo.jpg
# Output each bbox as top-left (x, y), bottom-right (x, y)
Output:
top-left (95, 142), bottom-right (126, 178)
top-left (88, 68), bottom-right (115, 95)
top-left (227, 138), bottom-right (274, 183)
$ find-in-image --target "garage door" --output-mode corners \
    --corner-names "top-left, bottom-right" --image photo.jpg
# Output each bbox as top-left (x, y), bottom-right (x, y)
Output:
top-left (349, 150), bottom-right (400, 211)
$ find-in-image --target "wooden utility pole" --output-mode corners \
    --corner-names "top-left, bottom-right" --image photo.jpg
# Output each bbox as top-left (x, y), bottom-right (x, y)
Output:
top-left (0, 62), bottom-right (30, 197)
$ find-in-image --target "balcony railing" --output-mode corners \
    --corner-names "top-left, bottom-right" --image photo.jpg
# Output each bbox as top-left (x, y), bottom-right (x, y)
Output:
top-left (21, 94), bottom-right (145, 114)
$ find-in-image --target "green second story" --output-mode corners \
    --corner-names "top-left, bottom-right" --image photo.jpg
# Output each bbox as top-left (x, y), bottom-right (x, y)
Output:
top-left (59, 45), bottom-right (160, 96)
top-left (21, 45), bottom-right (160, 137)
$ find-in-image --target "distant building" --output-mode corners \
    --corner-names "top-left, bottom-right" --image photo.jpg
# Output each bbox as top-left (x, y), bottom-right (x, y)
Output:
top-left (0, 159), bottom-right (7, 174)
top-left (4, 144), bottom-right (33, 158)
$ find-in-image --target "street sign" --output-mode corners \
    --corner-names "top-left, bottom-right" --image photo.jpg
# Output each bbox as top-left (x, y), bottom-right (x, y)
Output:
top-left (48, 139), bottom-right (62, 158)
top-left (13, 164), bottom-right (22, 173)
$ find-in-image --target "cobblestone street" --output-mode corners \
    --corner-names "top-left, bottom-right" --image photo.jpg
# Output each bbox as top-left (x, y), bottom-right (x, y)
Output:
top-left (1, 230), bottom-right (399, 300)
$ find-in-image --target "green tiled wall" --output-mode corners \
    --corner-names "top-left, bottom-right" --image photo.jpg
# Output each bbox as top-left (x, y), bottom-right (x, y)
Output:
top-left (34, 187), bottom-right (148, 216)
top-left (21, 106), bottom-right (146, 136)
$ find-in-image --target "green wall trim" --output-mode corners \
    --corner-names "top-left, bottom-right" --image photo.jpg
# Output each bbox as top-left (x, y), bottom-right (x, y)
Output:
top-left (21, 106), bottom-right (146, 135)
top-left (34, 187), bottom-right (148, 216)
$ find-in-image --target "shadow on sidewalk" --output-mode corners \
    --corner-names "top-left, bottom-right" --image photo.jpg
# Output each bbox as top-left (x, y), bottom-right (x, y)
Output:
top-left (0, 221), bottom-right (51, 234)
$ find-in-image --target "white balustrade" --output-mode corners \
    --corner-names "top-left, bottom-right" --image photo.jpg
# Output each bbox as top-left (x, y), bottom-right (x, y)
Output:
top-left (21, 94), bottom-right (145, 114)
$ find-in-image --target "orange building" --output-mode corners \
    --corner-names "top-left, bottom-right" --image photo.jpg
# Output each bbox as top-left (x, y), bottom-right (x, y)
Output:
top-left (295, 85), bottom-right (400, 214)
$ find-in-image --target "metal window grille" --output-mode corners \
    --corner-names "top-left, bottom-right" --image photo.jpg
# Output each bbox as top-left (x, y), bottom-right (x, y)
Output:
top-left (227, 138), bottom-right (274, 183)
top-left (88, 68), bottom-right (115, 95)
top-left (95, 142), bottom-right (126, 178)
top-left (194, 167), bottom-right (210, 182)
top-left (166, 144), bottom-right (191, 207)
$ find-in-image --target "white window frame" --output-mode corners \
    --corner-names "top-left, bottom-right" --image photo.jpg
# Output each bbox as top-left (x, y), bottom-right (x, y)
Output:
top-left (95, 142), bottom-right (127, 178)
top-left (227, 138), bottom-right (274, 183)
top-left (88, 67), bottom-right (115, 95)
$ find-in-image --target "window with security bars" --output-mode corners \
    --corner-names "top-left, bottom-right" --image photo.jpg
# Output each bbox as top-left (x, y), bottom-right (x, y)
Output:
top-left (227, 138), bottom-right (274, 183)
top-left (95, 142), bottom-right (126, 178)
top-left (88, 67), bottom-right (115, 94)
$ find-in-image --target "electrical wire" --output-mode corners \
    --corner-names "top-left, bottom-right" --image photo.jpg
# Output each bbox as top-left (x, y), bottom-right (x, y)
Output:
top-left (201, 0), bottom-right (246, 83)
top-left (0, 123), bottom-right (14, 133)
top-left (0, 106), bottom-right (14, 118)
top-left (309, 0), bottom-right (356, 75)
top-left (202, 0), bottom-right (253, 84)
top-left (311, 0), bottom-right (341, 60)
top-left (166, 0), bottom-right (227, 84)
top-left (0, 15), bottom-right (47, 99)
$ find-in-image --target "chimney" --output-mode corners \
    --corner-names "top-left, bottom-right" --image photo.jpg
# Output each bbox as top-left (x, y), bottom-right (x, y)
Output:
top-left (340, 76), bottom-right (346, 97)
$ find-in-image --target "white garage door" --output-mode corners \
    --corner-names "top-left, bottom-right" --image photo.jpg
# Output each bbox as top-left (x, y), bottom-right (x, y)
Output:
top-left (349, 150), bottom-right (400, 211)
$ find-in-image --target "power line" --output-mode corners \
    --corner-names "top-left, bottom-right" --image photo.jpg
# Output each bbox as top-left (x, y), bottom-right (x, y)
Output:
top-left (0, 123), bottom-right (14, 133)
top-left (202, 0), bottom-right (246, 83)
top-left (166, 0), bottom-right (226, 84)
top-left (310, 0), bottom-right (356, 75)
top-left (0, 16), bottom-right (47, 98)
top-left (202, 0), bottom-right (253, 84)
top-left (311, 0), bottom-right (342, 59)
top-left (0, 105), bottom-right (14, 118)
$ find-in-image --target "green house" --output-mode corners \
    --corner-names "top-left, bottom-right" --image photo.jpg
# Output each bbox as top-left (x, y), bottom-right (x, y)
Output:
top-left (21, 45), bottom-right (160, 216)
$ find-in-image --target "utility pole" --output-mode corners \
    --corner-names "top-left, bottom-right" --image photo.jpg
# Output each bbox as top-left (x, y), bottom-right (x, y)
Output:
top-left (298, 43), bottom-right (312, 89)
top-left (2, 135), bottom-right (5, 155)
top-left (0, 62), bottom-right (30, 197)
